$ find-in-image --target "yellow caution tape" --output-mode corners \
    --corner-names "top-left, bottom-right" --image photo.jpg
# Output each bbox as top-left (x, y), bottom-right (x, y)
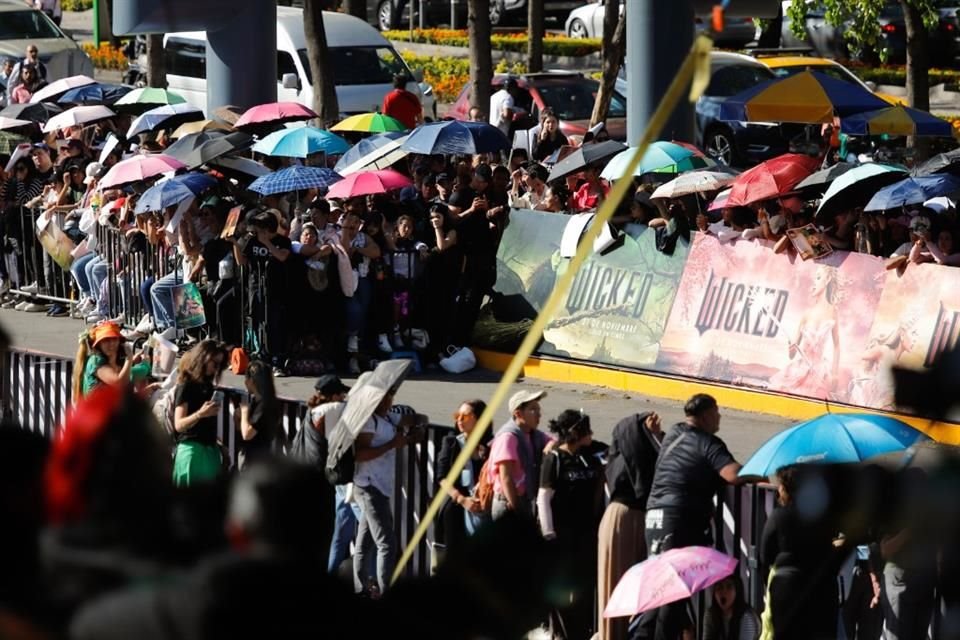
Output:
top-left (391, 33), bottom-right (716, 586)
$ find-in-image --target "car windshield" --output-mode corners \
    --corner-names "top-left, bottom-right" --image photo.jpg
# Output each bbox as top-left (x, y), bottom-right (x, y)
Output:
top-left (771, 64), bottom-right (866, 89)
top-left (298, 47), bottom-right (408, 86)
top-left (537, 79), bottom-right (626, 120)
top-left (0, 10), bottom-right (62, 39)
top-left (706, 64), bottom-right (774, 97)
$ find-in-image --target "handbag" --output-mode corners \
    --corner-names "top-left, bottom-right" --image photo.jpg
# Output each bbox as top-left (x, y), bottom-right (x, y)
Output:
top-left (439, 345), bottom-right (476, 374)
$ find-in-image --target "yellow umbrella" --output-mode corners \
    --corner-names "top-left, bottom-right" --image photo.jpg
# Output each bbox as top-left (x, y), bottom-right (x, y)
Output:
top-left (171, 119), bottom-right (233, 139)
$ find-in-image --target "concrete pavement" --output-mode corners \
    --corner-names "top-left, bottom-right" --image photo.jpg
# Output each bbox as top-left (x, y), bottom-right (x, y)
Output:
top-left (0, 307), bottom-right (795, 461)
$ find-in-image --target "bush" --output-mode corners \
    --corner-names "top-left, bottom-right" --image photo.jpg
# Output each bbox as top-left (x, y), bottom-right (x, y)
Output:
top-left (847, 63), bottom-right (960, 88)
top-left (386, 28), bottom-right (601, 57)
top-left (81, 43), bottom-right (127, 70)
top-left (401, 52), bottom-right (470, 103)
top-left (62, 0), bottom-right (93, 10)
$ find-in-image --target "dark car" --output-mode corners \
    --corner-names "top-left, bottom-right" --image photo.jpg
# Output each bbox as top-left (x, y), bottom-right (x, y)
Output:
top-left (449, 72), bottom-right (627, 141)
top-left (694, 52), bottom-right (802, 167)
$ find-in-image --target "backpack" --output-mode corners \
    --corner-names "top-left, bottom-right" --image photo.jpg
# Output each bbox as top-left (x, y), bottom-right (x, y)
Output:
top-left (475, 457), bottom-right (495, 513)
top-left (287, 411), bottom-right (312, 460)
top-left (325, 446), bottom-right (355, 485)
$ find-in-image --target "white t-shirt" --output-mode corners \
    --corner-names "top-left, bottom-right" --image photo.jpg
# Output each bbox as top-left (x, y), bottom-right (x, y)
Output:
top-left (353, 412), bottom-right (399, 497)
top-left (489, 89), bottom-right (515, 136)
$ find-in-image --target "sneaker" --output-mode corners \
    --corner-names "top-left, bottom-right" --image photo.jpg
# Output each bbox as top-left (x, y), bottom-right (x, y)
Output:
top-left (347, 334), bottom-right (359, 354)
top-left (15, 300), bottom-right (31, 311)
top-left (377, 333), bottom-right (393, 353)
top-left (134, 314), bottom-right (154, 334)
top-left (0, 281), bottom-right (8, 296)
top-left (48, 305), bottom-right (69, 318)
top-left (410, 328), bottom-right (429, 350)
top-left (348, 356), bottom-right (361, 375)
top-left (85, 312), bottom-right (104, 323)
top-left (1, 299), bottom-right (17, 309)
top-left (20, 282), bottom-right (38, 295)
top-left (23, 302), bottom-right (48, 313)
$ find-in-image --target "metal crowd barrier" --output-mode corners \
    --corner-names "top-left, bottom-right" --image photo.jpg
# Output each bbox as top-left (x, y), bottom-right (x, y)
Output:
top-left (6, 206), bottom-right (75, 305)
top-left (95, 224), bottom-right (175, 326)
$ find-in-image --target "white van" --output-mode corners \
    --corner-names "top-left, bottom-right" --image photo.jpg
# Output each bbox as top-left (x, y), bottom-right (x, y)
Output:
top-left (163, 8), bottom-right (435, 119)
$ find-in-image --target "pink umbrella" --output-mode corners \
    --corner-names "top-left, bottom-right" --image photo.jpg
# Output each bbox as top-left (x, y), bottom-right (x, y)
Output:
top-left (708, 187), bottom-right (731, 212)
top-left (234, 102), bottom-right (318, 129)
top-left (29, 75), bottom-right (96, 104)
top-left (326, 169), bottom-right (413, 199)
top-left (99, 154), bottom-right (186, 189)
top-left (603, 546), bottom-right (738, 618)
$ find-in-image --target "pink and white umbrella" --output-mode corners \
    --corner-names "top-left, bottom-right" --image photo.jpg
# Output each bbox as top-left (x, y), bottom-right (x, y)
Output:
top-left (325, 169), bottom-right (413, 199)
top-left (603, 546), bottom-right (738, 618)
top-left (30, 75), bottom-right (96, 104)
top-left (234, 101), bottom-right (318, 129)
top-left (99, 154), bottom-right (185, 189)
top-left (42, 105), bottom-right (115, 133)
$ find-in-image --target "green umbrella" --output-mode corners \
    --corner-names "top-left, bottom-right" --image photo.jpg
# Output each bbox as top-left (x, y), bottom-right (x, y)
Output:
top-left (114, 88), bottom-right (188, 114)
top-left (600, 141), bottom-right (715, 181)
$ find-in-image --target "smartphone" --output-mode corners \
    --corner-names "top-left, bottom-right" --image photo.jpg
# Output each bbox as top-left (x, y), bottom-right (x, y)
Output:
top-left (211, 390), bottom-right (225, 405)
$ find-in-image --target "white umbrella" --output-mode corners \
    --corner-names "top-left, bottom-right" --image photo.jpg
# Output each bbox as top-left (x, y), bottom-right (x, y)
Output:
top-left (651, 170), bottom-right (738, 199)
top-left (29, 74), bottom-right (96, 104)
top-left (126, 103), bottom-right (204, 139)
top-left (42, 105), bottom-right (116, 133)
top-left (334, 133), bottom-right (410, 175)
top-left (0, 116), bottom-right (33, 131)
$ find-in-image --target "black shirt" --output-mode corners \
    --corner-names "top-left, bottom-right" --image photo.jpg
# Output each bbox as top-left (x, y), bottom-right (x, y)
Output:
top-left (540, 448), bottom-right (604, 541)
top-left (646, 423), bottom-right (736, 531)
top-left (241, 396), bottom-right (281, 463)
top-left (449, 186), bottom-right (506, 257)
top-left (174, 381), bottom-right (218, 445)
top-left (243, 234), bottom-right (293, 292)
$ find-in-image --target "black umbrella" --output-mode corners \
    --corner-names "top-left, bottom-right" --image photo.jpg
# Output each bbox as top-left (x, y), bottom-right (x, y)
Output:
top-left (547, 140), bottom-right (627, 182)
top-left (911, 148), bottom-right (960, 177)
top-left (0, 102), bottom-right (64, 124)
top-left (795, 162), bottom-right (856, 195)
top-left (165, 131), bottom-right (253, 169)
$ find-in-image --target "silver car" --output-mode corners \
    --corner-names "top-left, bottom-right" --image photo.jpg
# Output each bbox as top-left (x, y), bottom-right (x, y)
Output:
top-left (0, 1), bottom-right (94, 83)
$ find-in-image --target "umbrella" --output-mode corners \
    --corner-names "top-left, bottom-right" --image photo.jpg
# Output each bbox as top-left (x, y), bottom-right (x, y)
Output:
top-left (213, 105), bottom-right (244, 126)
top-left (234, 102), bottom-right (317, 129)
top-left (708, 187), bottom-right (731, 211)
top-left (209, 156), bottom-right (271, 179)
top-left (247, 165), bottom-right (343, 196)
top-left (547, 140), bottom-right (628, 182)
top-left (326, 359), bottom-right (415, 472)
top-left (603, 547), bottom-right (738, 618)
top-left (739, 413), bottom-right (929, 478)
top-left (56, 83), bottom-right (131, 105)
top-left (164, 131), bottom-right (253, 169)
top-left (911, 148), bottom-right (960, 177)
top-left (114, 87), bottom-right (187, 114)
top-left (127, 104), bottom-right (205, 139)
top-left (325, 169), bottom-right (413, 199)
top-left (718, 70), bottom-right (889, 125)
top-left (923, 196), bottom-right (955, 213)
top-left (29, 74), bottom-right (96, 104)
top-left (252, 126), bottom-right (351, 158)
top-left (331, 112), bottom-right (407, 134)
top-left (795, 162), bottom-right (856, 195)
top-left (815, 163), bottom-right (907, 223)
top-left (134, 179), bottom-right (196, 213)
top-left (171, 172), bottom-right (218, 195)
top-left (1, 101), bottom-right (63, 123)
top-left (651, 170), bottom-right (736, 199)
top-left (99, 154), bottom-right (186, 189)
top-left (42, 105), bottom-right (116, 133)
top-left (334, 131), bottom-right (409, 175)
top-left (841, 106), bottom-right (953, 137)
top-left (601, 141), bottom-right (715, 181)
top-left (864, 174), bottom-right (960, 212)
top-left (401, 120), bottom-right (511, 156)
top-left (171, 119), bottom-right (233, 139)
top-left (869, 440), bottom-right (960, 471)
top-left (0, 116), bottom-right (34, 131)
top-left (726, 153), bottom-right (820, 207)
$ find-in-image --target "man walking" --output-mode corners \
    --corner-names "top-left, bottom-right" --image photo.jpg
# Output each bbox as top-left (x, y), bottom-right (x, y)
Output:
top-left (488, 389), bottom-right (552, 520)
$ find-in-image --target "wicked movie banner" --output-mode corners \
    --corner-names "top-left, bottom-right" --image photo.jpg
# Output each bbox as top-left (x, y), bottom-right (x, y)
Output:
top-left (657, 234), bottom-right (885, 404)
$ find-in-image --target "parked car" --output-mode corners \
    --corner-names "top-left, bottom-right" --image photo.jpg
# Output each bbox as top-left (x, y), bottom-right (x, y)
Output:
top-left (565, 0), bottom-right (755, 47)
top-left (0, 1), bottom-right (93, 81)
top-left (753, 53), bottom-right (905, 105)
top-left (449, 72), bottom-right (627, 141)
top-left (373, 0), bottom-right (577, 29)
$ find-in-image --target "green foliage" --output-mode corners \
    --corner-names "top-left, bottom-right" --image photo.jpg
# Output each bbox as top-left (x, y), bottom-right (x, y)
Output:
top-left (494, 59), bottom-right (528, 74)
top-left (61, 0), bottom-right (94, 10)
top-left (850, 64), bottom-right (960, 87)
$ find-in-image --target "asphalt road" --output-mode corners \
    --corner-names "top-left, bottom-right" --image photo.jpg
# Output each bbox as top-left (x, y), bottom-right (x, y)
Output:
top-left (0, 308), bottom-right (796, 461)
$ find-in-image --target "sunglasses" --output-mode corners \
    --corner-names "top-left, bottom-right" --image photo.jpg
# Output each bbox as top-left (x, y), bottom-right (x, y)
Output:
top-left (452, 411), bottom-right (474, 420)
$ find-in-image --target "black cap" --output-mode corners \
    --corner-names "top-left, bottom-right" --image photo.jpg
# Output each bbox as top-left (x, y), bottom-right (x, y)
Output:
top-left (314, 374), bottom-right (350, 395)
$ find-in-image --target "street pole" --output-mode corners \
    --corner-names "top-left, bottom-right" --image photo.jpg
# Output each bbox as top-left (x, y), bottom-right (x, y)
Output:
top-left (93, 0), bottom-right (99, 46)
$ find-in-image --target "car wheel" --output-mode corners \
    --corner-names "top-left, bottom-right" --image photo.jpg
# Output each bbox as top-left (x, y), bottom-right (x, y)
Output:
top-left (490, 0), bottom-right (505, 27)
top-left (568, 18), bottom-right (589, 39)
top-left (704, 126), bottom-right (738, 166)
top-left (377, 1), bottom-right (395, 31)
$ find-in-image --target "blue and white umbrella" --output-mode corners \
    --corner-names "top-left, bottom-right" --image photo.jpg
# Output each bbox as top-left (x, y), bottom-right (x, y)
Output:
top-left (401, 120), bottom-right (510, 155)
top-left (865, 174), bottom-right (960, 212)
top-left (171, 172), bottom-right (218, 195)
top-left (252, 126), bottom-right (350, 158)
top-left (126, 103), bottom-right (205, 139)
top-left (57, 83), bottom-right (131, 105)
top-left (334, 130), bottom-right (408, 173)
top-left (135, 179), bottom-right (196, 214)
top-left (248, 165), bottom-right (343, 196)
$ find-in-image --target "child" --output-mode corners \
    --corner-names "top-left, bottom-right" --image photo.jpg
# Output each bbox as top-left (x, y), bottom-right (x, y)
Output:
top-left (384, 215), bottom-right (428, 349)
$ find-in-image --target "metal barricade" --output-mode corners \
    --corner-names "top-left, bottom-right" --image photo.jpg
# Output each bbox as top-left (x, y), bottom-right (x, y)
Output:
top-left (96, 224), bottom-right (175, 327)
top-left (7, 206), bottom-right (76, 305)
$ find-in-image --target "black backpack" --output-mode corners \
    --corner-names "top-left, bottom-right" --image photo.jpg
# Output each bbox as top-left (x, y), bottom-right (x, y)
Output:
top-left (324, 446), bottom-right (355, 485)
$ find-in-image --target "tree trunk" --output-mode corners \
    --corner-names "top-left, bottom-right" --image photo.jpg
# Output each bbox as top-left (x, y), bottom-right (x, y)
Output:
top-left (341, 0), bottom-right (367, 20)
top-left (146, 34), bottom-right (166, 89)
top-left (589, 0), bottom-right (625, 128)
top-left (469, 0), bottom-right (493, 114)
top-left (527, 0), bottom-right (544, 73)
top-left (303, 0), bottom-right (340, 127)
top-left (902, 0), bottom-right (930, 113)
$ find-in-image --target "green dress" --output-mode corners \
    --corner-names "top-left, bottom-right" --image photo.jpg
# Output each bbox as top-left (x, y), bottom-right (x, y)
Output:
top-left (81, 354), bottom-right (153, 396)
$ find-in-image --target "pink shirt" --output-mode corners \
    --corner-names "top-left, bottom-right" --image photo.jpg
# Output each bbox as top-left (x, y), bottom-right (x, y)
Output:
top-left (488, 428), bottom-right (555, 496)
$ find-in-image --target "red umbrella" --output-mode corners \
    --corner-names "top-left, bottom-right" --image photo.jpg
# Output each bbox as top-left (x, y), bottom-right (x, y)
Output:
top-left (234, 102), bottom-right (318, 129)
top-left (99, 154), bottom-right (185, 189)
top-left (727, 153), bottom-right (820, 206)
top-left (326, 169), bottom-right (413, 199)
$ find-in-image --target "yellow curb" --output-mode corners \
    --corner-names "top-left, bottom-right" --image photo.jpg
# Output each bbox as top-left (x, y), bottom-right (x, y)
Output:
top-left (474, 349), bottom-right (960, 445)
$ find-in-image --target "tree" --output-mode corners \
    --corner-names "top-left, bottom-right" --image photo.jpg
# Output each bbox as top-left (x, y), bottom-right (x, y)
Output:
top-left (527, 0), bottom-right (544, 73)
top-left (589, 0), bottom-right (626, 128)
top-left (786, 0), bottom-right (937, 112)
top-left (469, 0), bottom-right (493, 116)
top-left (303, 0), bottom-right (340, 126)
top-left (146, 34), bottom-right (166, 89)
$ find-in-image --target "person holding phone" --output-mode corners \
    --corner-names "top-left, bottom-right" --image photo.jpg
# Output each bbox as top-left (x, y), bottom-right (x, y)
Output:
top-left (172, 340), bottom-right (229, 487)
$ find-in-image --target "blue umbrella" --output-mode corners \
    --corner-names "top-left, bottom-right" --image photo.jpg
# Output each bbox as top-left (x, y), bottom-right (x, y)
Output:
top-left (134, 180), bottom-right (196, 214)
top-left (401, 120), bottom-right (510, 155)
top-left (251, 126), bottom-right (351, 158)
top-left (126, 103), bottom-right (204, 139)
top-left (334, 130), bottom-right (407, 173)
top-left (739, 413), bottom-right (929, 477)
top-left (841, 105), bottom-right (953, 137)
top-left (57, 83), bottom-right (132, 105)
top-left (865, 174), bottom-right (960, 212)
top-left (248, 165), bottom-right (343, 196)
top-left (171, 172), bottom-right (218, 195)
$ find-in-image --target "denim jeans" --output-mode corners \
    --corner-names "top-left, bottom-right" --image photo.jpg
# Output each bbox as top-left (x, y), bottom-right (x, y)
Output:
top-left (353, 483), bottom-right (397, 595)
top-left (344, 276), bottom-right (372, 341)
top-left (139, 275), bottom-right (155, 319)
top-left (88, 257), bottom-right (108, 312)
top-left (327, 483), bottom-right (363, 574)
top-left (150, 270), bottom-right (182, 330)
top-left (71, 252), bottom-right (96, 298)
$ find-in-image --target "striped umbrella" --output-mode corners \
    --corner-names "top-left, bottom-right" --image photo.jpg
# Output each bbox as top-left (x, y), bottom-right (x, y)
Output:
top-left (247, 165), bottom-right (343, 195)
top-left (332, 112), bottom-right (407, 133)
top-left (841, 106), bottom-right (953, 137)
top-left (252, 126), bottom-right (351, 158)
